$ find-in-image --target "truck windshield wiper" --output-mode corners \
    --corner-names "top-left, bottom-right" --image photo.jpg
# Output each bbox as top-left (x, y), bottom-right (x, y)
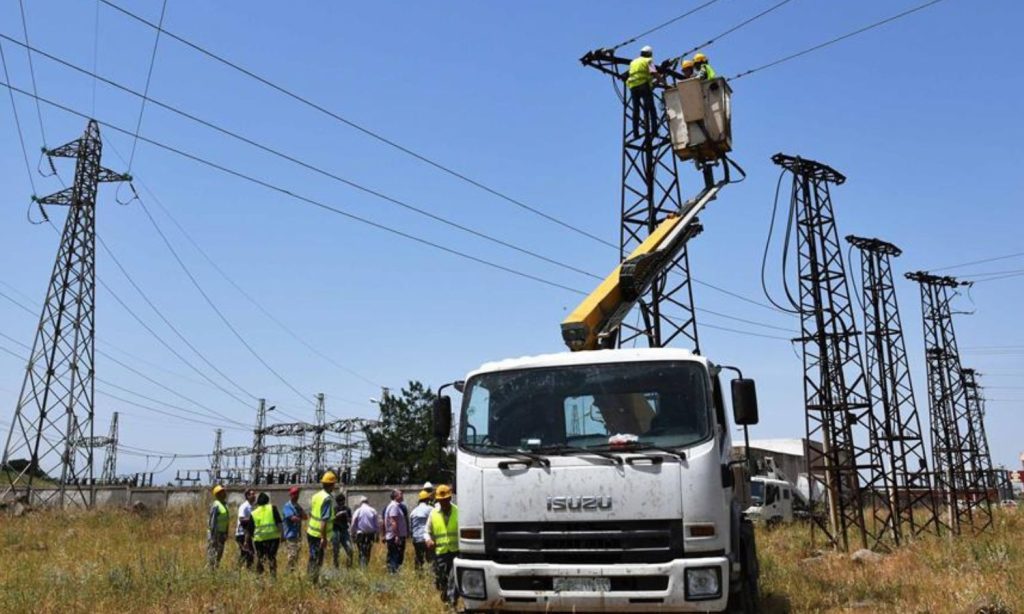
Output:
top-left (471, 443), bottom-right (551, 467)
top-left (536, 445), bottom-right (624, 465)
top-left (587, 442), bottom-right (687, 462)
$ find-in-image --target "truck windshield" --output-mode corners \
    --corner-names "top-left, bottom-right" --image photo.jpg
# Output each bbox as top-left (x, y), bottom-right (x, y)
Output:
top-left (460, 361), bottom-right (711, 453)
top-left (750, 480), bottom-right (764, 505)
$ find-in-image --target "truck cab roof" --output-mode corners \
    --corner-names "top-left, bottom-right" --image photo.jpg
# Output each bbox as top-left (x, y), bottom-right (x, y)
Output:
top-left (466, 347), bottom-right (710, 380)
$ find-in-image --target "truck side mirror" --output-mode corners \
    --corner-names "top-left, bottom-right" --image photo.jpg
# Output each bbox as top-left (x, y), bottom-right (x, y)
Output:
top-left (731, 378), bottom-right (759, 426)
top-left (433, 395), bottom-right (453, 440)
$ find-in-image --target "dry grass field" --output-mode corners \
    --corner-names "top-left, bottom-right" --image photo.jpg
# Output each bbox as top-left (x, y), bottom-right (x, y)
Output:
top-left (0, 504), bottom-right (1019, 613)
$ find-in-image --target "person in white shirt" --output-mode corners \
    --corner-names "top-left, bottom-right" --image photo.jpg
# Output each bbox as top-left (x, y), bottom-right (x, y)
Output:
top-left (234, 488), bottom-right (256, 569)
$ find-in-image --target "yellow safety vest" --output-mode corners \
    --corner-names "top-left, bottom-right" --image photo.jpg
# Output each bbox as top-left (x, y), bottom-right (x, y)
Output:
top-left (429, 505), bottom-right (459, 555)
top-left (627, 57), bottom-right (653, 89)
top-left (212, 500), bottom-right (228, 534)
top-left (700, 63), bottom-right (717, 80)
top-left (307, 490), bottom-right (334, 539)
top-left (252, 504), bottom-right (281, 542)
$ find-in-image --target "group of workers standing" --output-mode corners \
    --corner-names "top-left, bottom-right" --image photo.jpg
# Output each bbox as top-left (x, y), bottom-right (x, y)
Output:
top-left (205, 472), bottom-right (460, 603)
top-left (627, 45), bottom-right (716, 138)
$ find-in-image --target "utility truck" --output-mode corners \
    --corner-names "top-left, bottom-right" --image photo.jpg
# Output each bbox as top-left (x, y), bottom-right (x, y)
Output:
top-left (432, 76), bottom-right (762, 612)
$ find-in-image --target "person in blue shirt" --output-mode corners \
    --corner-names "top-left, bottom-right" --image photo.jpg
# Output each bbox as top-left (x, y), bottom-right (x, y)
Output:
top-left (282, 486), bottom-right (307, 572)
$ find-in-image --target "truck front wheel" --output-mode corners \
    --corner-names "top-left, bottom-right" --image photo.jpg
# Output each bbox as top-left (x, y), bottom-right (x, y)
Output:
top-left (727, 517), bottom-right (761, 614)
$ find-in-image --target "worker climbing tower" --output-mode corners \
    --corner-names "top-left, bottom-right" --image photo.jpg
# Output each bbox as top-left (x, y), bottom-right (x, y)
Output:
top-left (847, 236), bottom-right (942, 541)
top-left (578, 47), bottom-right (737, 351)
top-left (905, 272), bottom-right (993, 533)
top-left (1, 121), bottom-right (129, 507)
top-left (580, 48), bottom-right (700, 351)
top-left (771, 154), bottom-right (891, 551)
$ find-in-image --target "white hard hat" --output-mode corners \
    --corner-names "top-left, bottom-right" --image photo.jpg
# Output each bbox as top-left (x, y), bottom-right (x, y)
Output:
top-left (640, 45), bottom-right (653, 55)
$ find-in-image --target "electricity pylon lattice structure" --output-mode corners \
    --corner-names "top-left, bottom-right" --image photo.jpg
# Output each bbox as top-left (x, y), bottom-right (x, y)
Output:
top-left (1, 120), bottom-right (128, 507)
top-left (847, 236), bottom-right (941, 541)
top-left (99, 412), bottom-right (118, 484)
top-left (905, 272), bottom-right (993, 534)
top-left (772, 154), bottom-right (891, 551)
top-left (580, 49), bottom-right (700, 352)
top-left (961, 368), bottom-right (996, 497)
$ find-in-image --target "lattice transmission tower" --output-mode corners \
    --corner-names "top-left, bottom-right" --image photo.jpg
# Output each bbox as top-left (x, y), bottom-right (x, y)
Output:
top-left (208, 428), bottom-right (223, 485)
top-left (961, 368), bottom-right (996, 494)
top-left (580, 49), bottom-right (701, 351)
top-left (905, 272), bottom-right (993, 533)
top-left (848, 236), bottom-right (941, 541)
top-left (772, 154), bottom-right (891, 551)
top-left (250, 398), bottom-right (267, 485)
top-left (99, 412), bottom-right (118, 484)
top-left (1, 120), bottom-right (129, 507)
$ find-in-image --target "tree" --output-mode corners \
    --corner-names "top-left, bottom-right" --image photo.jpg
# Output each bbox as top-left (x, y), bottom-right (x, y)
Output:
top-left (356, 381), bottom-right (454, 485)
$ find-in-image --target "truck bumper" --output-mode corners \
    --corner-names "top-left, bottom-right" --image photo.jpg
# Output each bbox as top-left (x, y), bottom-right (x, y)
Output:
top-left (455, 556), bottom-right (730, 612)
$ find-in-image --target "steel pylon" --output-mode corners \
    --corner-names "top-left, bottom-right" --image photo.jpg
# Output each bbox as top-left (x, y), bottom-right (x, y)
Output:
top-left (905, 272), bottom-right (993, 534)
top-left (581, 49), bottom-right (700, 352)
top-left (773, 154), bottom-right (891, 551)
top-left (847, 236), bottom-right (942, 541)
top-left (1, 120), bottom-right (128, 507)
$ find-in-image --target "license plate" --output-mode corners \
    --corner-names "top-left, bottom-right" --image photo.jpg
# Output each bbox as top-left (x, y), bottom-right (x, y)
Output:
top-left (552, 577), bottom-right (611, 592)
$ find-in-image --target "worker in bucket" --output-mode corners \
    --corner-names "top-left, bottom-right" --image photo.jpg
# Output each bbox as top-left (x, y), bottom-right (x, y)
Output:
top-left (694, 52), bottom-right (717, 80)
top-left (680, 58), bottom-right (696, 79)
top-left (626, 45), bottom-right (659, 139)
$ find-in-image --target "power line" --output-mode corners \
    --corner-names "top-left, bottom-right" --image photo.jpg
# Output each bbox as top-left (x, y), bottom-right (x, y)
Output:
top-left (0, 39), bottom-right (37, 196)
top-left (15, 0), bottom-right (46, 145)
top-left (2, 80), bottom-right (799, 343)
top-left (0, 35), bottom-right (792, 330)
top-left (730, 0), bottom-right (950, 80)
top-left (126, 0), bottom-right (166, 170)
top-left (0, 34), bottom-right (599, 282)
top-left (932, 251), bottom-right (1024, 272)
top-left (612, 0), bottom-right (725, 51)
top-left (97, 0), bottom-right (613, 248)
top-left (671, 0), bottom-right (797, 63)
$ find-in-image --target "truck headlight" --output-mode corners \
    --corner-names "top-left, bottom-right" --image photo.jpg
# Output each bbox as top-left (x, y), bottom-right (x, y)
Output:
top-left (685, 566), bottom-right (721, 600)
top-left (459, 568), bottom-right (487, 599)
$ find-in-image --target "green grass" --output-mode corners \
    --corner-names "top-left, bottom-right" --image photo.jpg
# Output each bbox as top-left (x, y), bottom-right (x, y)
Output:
top-left (0, 504), bottom-right (1019, 612)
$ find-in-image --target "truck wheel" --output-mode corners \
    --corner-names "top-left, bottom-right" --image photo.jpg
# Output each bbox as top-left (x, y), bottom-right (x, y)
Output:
top-left (728, 518), bottom-right (761, 614)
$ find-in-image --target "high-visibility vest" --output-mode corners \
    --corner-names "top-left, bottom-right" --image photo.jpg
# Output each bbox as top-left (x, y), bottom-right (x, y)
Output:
top-left (252, 504), bottom-right (281, 542)
top-left (307, 490), bottom-right (334, 539)
top-left (212, 500), bottom-right (229, 534)
top-left (429, 505), bottom-right (459, 555)
top-left (627, 57), bottom-right (653, 89)
top-left (700, 63), bottom-right (717, 80)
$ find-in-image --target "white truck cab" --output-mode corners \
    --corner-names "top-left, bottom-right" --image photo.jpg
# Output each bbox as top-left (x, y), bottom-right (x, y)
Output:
top-left (433, 347), bottom-right (761, 613)
top-left (746, 477), bottom-right (794, 526)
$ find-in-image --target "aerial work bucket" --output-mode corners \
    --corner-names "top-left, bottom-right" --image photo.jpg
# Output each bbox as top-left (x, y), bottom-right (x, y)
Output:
top-left (664, 77), bottom-right (732, 162)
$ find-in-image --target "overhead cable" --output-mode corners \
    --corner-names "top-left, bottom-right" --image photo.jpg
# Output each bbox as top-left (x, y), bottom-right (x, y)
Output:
top-left (670, 0), bottom-right (796, 63)
top-left (126, 0), bottom-right (167, 170)
top-left (611, 0), bottom-right (725, 51)
top-left (730, 0), bottom-right (950, 80)
top-left (98, 0), bottom-right (612, 248)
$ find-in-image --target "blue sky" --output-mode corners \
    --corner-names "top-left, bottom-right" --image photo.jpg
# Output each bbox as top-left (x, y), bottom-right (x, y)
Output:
top-left (0, 0), bottom-right (1021, 480)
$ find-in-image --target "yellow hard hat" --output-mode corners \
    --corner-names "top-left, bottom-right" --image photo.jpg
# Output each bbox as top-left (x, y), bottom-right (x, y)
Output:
top-left (435, 484), bottom-right (453, 500)
top-left (694, 52), bottom-right (708, 63)
top-left (418, 490), bottom-right (430, 501)
top-left (212, 485), bottom-right (225, 496)
top-left (681, 59), bottom-right (695, 70)
top-left (321, 470), bottom-right (338, 485)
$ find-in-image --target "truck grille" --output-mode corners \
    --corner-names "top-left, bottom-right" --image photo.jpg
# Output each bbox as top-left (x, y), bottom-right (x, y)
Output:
top-left (485, 520), bottom-right (683, 564)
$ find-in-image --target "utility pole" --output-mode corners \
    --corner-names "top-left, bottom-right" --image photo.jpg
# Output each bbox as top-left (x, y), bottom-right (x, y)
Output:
top-left (905, 272), bottom-right (993, 534)
top-left (961, 368), bottom-right (996, 498)
top-left (209, 428), bottom-right (223, 485)
top-left (772, 154), bottom-right (891, 551)
top-left (848, 236), bottom-right (942, 541)
top-left (100, 412), bottom-right (119, 484)
top-left (251, 399), bottom-right (267, 485)
top-left (580, 49), bottom-right (700, 351)
top-left (1, 120), bottom-right (128, 507)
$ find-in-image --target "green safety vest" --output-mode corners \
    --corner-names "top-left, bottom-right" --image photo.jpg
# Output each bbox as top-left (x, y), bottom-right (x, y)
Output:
top-left (700, 63), bottom-right (717, 80)
top-left (627, 57), bottom-right (653, 89)
top-left (429, 505), bottom-right (459, 555)
top-left (307, 490), bottom-right (334, 539)
top-left (212, 500), bottom-right (228, 534)
top-left (252, 504), bottom-right (281, 542)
